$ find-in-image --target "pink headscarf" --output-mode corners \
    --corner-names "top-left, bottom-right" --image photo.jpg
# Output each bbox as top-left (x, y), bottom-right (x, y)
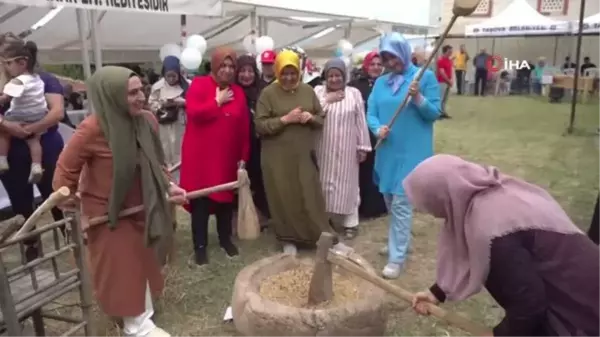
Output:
top-left (402, 154), bottom-right (582, 301)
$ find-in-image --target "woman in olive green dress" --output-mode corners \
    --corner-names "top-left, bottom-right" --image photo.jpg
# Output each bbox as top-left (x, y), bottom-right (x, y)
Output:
top-left (255, 50), bottom-right (335, 255)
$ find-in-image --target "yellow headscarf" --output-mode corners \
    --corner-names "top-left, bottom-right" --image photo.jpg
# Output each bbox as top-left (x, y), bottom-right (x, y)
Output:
top-left (274, 50), bottom-right (300, 86)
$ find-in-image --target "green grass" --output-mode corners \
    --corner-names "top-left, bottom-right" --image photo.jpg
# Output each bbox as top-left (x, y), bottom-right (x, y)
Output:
top-left (50, 95), bottom-right (600, 336)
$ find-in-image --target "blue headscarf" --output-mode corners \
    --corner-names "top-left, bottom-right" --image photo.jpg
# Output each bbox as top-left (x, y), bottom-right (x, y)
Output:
top-left (161, 55), bottom-right (189, 95)
top-left (379, 32), bottom-right (412, 94)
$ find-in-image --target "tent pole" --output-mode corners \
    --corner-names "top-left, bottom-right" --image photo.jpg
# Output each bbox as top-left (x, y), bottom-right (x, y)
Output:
top-left (250, 8), bottom-right (257, 37)
top-left (264, 17), bottom-right (269, 36)
top-left (76, 9), bottom-right (92, 79)
top-left (88, 10), bottom-right (103, 70)
top-left (257, 17), bottom-right (264, 36)
top-left (552, 36), bottom-right (559, 65)
top-left (180, 15), bottom-right (187, 46)
top-left (258, 17), bottom-right (269, 36)
top-left (491, 38), bottom-right (495, 55)
top-left (567, 0), bottom-right (586, 134)
top-left (344, 22), bottom-right (351, 39)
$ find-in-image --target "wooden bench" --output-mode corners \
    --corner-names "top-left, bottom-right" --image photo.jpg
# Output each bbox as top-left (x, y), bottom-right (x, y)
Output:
top-left (0, 214), bottom-right (94, 336)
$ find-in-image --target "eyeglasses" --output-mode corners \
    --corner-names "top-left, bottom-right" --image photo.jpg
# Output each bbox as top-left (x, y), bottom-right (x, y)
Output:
top-left (0, 56), bottom-right (26, 66)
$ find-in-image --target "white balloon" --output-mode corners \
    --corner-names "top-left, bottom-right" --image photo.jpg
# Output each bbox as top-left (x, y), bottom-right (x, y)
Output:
top-left (159, 44), bottom-right (181, 61)
top-left (242, 34), bottom-right (256, 54)
top-left (185, 35), bottom-right (207, 54)
top-left (180, 47), bottom-right (203, 71)
top-left (255, 36), bottom-right (274, 54)
top-left (338, 39), bottom-right (353, 57)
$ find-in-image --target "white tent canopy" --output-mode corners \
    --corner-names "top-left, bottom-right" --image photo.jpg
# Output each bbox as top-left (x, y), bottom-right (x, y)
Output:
top-left (0, 0), bottom-right (432, 63)
top-left (465, 0), bottom-right (571, 36)
top-left (580, 12), bottom-right (600, 34)
top-left (0, 5), bottom-right (337, 63)
top-left (297, 21), bottom-right (432, 53)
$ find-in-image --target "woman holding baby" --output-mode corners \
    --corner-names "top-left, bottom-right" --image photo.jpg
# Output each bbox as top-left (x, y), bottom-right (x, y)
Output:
top-left (0, 35), bottom-right (66, 259)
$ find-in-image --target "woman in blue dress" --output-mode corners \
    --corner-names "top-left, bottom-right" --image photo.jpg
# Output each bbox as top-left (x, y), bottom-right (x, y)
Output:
top-left (366, 32), bottom-right (441, 279)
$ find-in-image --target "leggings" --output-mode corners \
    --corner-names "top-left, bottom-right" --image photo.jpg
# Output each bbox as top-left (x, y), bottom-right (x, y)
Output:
top-left (0, 131), bottom-right (64, 251)
top-left (189, 197), bottom-right (233, 251)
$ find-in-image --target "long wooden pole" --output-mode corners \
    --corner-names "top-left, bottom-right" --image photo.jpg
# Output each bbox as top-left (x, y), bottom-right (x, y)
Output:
top-left (328, 252), bottom-right (492, 336)
top-left (13, 187), bottom-right (71, 239)
top-left (374, 15), bottom-right (458, 150)
top-left (87, 181), bottom-right (239, 227)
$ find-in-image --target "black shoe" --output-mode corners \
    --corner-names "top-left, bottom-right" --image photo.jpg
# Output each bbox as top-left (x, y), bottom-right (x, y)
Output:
top-left (220, 241), bottom-right (239, 258)
top-left (195, 248), bottom-right (208, 266)
top-left (25, 245), bottom-right (39, 262)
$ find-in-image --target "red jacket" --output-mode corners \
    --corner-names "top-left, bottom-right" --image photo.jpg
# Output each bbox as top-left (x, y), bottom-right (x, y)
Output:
top-left (180, 76), bottom-right (250, 205)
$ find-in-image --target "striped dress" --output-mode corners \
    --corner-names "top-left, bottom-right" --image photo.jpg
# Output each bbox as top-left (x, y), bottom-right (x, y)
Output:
top-left (315, 85), bottom-right (372, 215)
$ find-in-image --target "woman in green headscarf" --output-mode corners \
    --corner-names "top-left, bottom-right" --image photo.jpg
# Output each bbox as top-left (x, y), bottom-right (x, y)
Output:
top-left (53, 66), bottom-right (186, 337)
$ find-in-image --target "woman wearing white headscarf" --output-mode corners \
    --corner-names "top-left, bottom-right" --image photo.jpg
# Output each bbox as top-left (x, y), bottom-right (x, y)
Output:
top-left (314, 58), bottom-right (371, 239)
top-left (148, 56), bottom-right (189, 167)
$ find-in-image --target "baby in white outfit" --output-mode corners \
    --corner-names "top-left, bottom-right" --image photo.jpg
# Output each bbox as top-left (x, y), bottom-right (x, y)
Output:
top-left (0, 40), bottom-right (47, 183)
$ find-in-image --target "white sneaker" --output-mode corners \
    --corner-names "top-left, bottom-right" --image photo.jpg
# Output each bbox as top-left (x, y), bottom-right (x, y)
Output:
top-left (0, 156), bottom-right (8, 173)
top-left (28, 163), bottom-right (43, 184)
top-left (124, 327), bottom-right (171, 337)
top-left (144, 327), bottom-right (171, 337)
top-left (382, 263), bottom-right (402, 279)
top-left (283, 243), bottom-right (297, 255)
top-left (379, 245), bottom-right (388, 256)
top-left (332, 242), bottom-right (353, 254)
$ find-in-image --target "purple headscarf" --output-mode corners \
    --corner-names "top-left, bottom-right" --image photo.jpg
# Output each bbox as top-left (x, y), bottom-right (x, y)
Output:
top-left (403, 154), bottom-right (583, 301)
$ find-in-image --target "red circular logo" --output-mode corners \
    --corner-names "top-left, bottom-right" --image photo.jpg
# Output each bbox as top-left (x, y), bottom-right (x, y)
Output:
top-left (486, 55), bottom-right (503, 72)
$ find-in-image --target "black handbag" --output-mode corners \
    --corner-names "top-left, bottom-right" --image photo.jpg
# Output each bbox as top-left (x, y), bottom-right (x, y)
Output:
top-left (156, 102), bottom-right (179, 124)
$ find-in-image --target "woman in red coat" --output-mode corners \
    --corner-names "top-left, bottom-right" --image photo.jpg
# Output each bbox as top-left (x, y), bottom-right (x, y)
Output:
top-left (180, 47), bottom-right (250, 266)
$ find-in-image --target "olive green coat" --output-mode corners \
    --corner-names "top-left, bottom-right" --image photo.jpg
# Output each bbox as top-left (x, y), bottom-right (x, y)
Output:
top-left (255, 83), bottom-right (333, 246)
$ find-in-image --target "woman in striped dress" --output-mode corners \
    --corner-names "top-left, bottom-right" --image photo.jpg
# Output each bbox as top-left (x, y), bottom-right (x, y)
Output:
top-left (315, 58), bottom-right (372, 239)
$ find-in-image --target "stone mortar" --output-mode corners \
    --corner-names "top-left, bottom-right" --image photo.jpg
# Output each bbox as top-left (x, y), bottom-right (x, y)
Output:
top-left (231, 254), bottom-right (388, 336)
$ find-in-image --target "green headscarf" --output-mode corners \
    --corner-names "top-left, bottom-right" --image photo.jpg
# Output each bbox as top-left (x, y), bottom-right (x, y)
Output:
top-left (86, 66), bottom-right (172, 247)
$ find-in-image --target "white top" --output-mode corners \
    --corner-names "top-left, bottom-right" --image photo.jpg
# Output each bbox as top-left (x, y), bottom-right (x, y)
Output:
top-left (4, 74), bottom-right (47, 116)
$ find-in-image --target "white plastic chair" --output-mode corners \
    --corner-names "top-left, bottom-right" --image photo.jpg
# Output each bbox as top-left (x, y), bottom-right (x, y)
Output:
top-left (584, 68), bottom-right (599, 78)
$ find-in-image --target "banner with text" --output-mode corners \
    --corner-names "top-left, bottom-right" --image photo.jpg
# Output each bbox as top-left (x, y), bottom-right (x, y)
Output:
top-left (465, 23), bottom-right (571, 37)
top-left (580, 20), bottom-right (600, 34)
top-left (4, 0), bottom-right (223, 15)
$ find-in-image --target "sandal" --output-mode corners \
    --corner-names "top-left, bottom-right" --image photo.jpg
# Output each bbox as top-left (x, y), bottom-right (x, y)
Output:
top-left (344, 227), bottom-right (359, 239)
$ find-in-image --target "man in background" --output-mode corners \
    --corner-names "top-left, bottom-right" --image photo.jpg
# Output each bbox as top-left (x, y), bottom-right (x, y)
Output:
top-left (561, 56), bottom-right (576, 71)
top-left (63, 83), bottom-right (83, 111)
top-left (580, 56), bottom-right (597, 76)
top-left (473, 48), bottom-right (490, 96)
top-left (452, 44), bottom-right (469, 95)
top-left (258, 50), bottom-right (276, 89)
top-left (436, 45), bottom-right (453, 119)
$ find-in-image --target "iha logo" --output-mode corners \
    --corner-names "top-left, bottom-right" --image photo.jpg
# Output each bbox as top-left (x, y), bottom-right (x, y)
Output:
top-left (486, 55), bottom-right (531, 72)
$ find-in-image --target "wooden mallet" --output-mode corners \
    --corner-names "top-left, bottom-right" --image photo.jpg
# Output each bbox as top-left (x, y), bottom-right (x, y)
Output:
top-left (373, 0), bottom-right (482, 150)
top-left (307, 232), bottom-right (336, 305)
top-left (307, 232), bottom-right (492, 336)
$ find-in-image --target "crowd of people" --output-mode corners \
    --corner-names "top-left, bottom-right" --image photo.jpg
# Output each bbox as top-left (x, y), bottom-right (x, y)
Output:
top-left (442, 43), bottom-right (599, 97)
top-left (0, 31), bottom-right (598, 337)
